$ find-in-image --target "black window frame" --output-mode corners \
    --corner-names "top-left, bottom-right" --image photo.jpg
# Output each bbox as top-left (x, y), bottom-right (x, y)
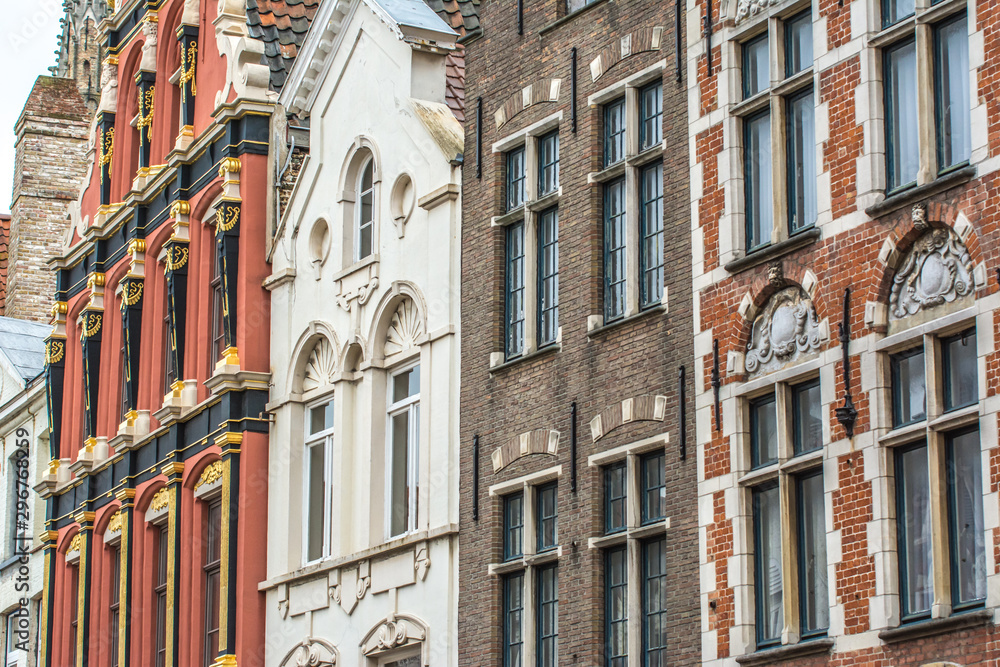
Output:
top-left (796, 469), bottom-right (829, 639)
top-left (883, 37), bottom-right (919, 193)
top-left (604, 97), bottom-right (627, 168)
top-left (933, 11), bottom-right (971, 174)
top-left (537, 207), bottom-right (560, 348)
top-left (507, 146), bottom-right (527, 212)
top-left (895, 441), bottom-right (933, 622)
top-left (605, 545), bottom-right (629, 667)
top-left (155, 524), bottom-right (168, 667)
top-left (203, 500), bottom-right (222, 667)
top-left (603, 178), bottom-right (627, 322)
top-left (942, 327), bottom-right (977, 413)
top-left (537, 131), bottom-right (560, 197)
top-left (604, 462), bottom-right (627, 535)
top-left (750, 393), bottom-right (778, 469)
top-left (752, 481), bottom-right (782, 648)
top-left (639, 162), bottom-right (664, 310)
top-left (110, 545), bottom-right (121, 667)
top-left (639, 81), bottom-right (663, 151)
top-left (536, 564), bottom-right (559, 667)
top-left (505, 222), bottom-right (526, 360)
top-left (785, 86), bottom-right (817, 235)
top-left (791, 378), bottom-right (822, 456)
top-left (535, 482), bottom-right (558, 553)
top-left (784, 9), bottom-right (813, 79)
top-left (503, 572), bottom-right (524, 667)
top-left (641, 537), bottom-right (668, 665)
top-left (890, 346), bottom-right (926, 428)
top-left (882, 0), bottom-right (915, 29)
top-left (742, 32), bottom-right (769, 100)
top-left (503, 492), bottom-right (524, 562)
top-left (640, 451), bottom-right (666, 525)
top-left (210, 249), bottom-right (225, 368)
top-left (743, 108), bottom-right (772, 252)
top-left (945, 426), bottom-right (986, 611)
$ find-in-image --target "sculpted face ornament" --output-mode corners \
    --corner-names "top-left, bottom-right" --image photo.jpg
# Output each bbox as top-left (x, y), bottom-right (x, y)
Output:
top-left (736, 0), bottom-right (780, 24)
top-left (746, 287), bottom-right (824, 375)
top-left (890, 229), bottom-right (974, 320)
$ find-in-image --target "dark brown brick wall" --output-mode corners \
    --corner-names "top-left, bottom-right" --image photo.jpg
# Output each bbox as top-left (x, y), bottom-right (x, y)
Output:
top-left (459, 1), bottom-right (698, 665)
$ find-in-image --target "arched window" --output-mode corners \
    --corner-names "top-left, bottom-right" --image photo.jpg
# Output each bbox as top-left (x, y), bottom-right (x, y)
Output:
top-left (300, 336), bottom-right (337, 563)
top-left (356, 157), bottom-right (375, 261)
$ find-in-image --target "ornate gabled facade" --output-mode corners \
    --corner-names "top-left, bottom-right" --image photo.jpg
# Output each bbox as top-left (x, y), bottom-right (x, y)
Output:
top-left (263, 1), bottom-right (465, 665)
top-left (31, 0), bottom-right (315, 665)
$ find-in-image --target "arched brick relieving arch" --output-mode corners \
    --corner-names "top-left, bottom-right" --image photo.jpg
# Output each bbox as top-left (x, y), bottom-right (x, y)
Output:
top-left (589, 27), bottom-right (664, 81)
top-left (494, 79), bottom-right (562, 129)
top-left (589, 395), bottom-right (667, 443)
top-left (491, 428), bottom-right (560, 472)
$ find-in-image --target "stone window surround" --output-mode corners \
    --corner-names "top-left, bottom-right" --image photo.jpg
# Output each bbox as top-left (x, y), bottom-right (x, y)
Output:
top-left (491, 112), bottom-right (564, 369)
top-left (870, 308), bottom-right (987, 625)
top-left (337, 140), bottom-right (383, 275)
top-left (726, 0), bottom-right (817, 262)
top-left (303, 393), bottom-right (335, 565)
top-left (586, 61), bottom-right (669, 332)
top-left (733, 366), bottom-right (829, 651)
top-left (488, 465), bottom-right (563, 667)
top-left (384, 361), bottom-right (421, 542)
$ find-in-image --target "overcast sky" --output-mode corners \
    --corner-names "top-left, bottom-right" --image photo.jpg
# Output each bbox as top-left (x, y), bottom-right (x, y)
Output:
top-left (0, 1), bottom-right (65, 215)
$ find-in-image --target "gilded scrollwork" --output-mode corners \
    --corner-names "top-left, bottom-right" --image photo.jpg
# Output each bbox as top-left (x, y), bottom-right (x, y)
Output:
top-left (68, 534), bottom-right (82, 553)
top-left (122, 281), bottom-right (143, 308)
top-left (137, 86), bottom-right (155, 131)
top-left (179, 42), bottom-right (198, 100)
top-left (150, 488), bottom-right (170, 512)
top-left (215, 205), bottom-right (240, 233)
top-left (194, 461), bottom-right (224, 490)
top-left (45, 340), bottom-right (65, 365)
top-left (106, 510), bottom-right (123, 535)
top-left (165, 245), bottom-right (189, 272)
top-left (82, 313), bottom-right (103, 339)
top-left (99, 128), bottom-right (115, 182)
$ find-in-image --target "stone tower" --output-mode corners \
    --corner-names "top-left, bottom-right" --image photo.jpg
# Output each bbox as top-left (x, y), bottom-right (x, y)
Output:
top-left (51, 0), bottom-right (107, 112)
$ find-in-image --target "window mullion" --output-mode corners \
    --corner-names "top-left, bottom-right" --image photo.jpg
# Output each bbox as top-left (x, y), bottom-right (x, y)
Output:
top-left (927, 430), bottom-right (952, 617)
top-left (325, 435), bottom-right (334, 557)
top-left (523, 211), bottom-right (539, 353)
top-left (914, 23), bottom-right (937, 184)
top-left (523, 565), bottom-right (537, 665)
top-left (625, 165), bottom-right (640, 317)
top-left (626, 537), bottom-right (643, 664)
top-left (778, 473), bottom-right (800, 645)
top-left (769, 93), bottom-right (786, 246)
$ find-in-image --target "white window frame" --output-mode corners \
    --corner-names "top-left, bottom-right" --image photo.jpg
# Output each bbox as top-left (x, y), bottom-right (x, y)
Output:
top-left (303, 397), bottom-right (334, 565)
top-left (385, 364), bottom-right (420, 540)
top-left (355, 156), bottom-right (376, 263)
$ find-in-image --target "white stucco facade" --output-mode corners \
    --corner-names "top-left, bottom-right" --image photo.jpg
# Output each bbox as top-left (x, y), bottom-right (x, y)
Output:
top-left (262, 2), bottom-right (463, 666)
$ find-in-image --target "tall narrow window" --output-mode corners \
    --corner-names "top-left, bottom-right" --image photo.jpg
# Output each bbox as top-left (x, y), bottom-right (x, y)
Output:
top-left (896, 444), bottom-right (932, 619)
top-left (538, 132), bottom-right (559, 197)
top-left (210, 251), bottom-right (225, 366)
top-left (503, 573), bottom-right (524, 667)
top-left (785, 11), bottom-right (812, 77)
top-left (639, 82), bottom-right (663, 151)
top-left (536, 565), bottom-right (559, 667)
top-left (743, 34), bottom-right (769, 99)
top-left (745, 111), bottom-right (773, 250)
top-left (797, 471), bottom-right (829, 636)
top-left (604, 179), bottom-right (627, 321)
top-left (605, 546), bottom-right (628, 667)
top-left (388, 365), bottom-right (420, 538)
top-left (935, 14), bottom-right (970, 172)
top-left (119, 329), bottom-right (128, 420)
top-left (604, 463), bottom-right (627, 534)
top-left (750, 394), bottom-right (778, 468)
top-left (883, 0), bottom-right (915, 28)
top-left (4, 612), bottom-right (18, 667)
top-left (356, 158), bottom-right (375, 260)
top-left (891, 347), bottom-right (926, 427)
top-left (505, 223), bottom-right (526, 359)
top-left (753, 483), bottom-right (782, 647)
top-left (305, 399), bottom-right (334, 562)
top-left (538, 209), bottom-right (559, 347)
top-left (943, 328), bottom-right (977, 412)
top-left (69, 565), bottom-right (79, 667)
top-left (203, 500), bottom-right (222, 667)
top-left (947, 428), bottom-right (985, 608)
top-left (792, 380), bottom-right (822, 455)
top-left (604, 98), bottom-right (627, 167)
top-left (642, 538), bottom-right (668, 664)
top-left (640, 452), bottom-right (666, 525)
top-left (504, 493), bottom-right (524, 561)
top-left (640, 163), bottom-right (664, 309)
top-left (787, 89), bottom-right (816, 233)
top-left (507, 147), bottom-right (527, 211)
top-left (155, 525), bottom-right (168, 667)
top-left (163, 288), bottom-right (176, 394)
top-left (536, 483), bottom-right (558, 552)
top-left (885, 39), bottom-right (919, 191)
top-left (110, 546), bottom-right (121, 667)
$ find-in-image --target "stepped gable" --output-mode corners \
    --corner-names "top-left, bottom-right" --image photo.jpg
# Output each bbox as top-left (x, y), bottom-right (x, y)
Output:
top-left (247, 0), bottom-right (322, 92)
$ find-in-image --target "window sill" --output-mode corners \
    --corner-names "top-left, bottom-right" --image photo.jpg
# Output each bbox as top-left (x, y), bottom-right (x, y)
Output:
top-left (626, 142), bottom-right (665, 168)
top-left (492, 207), bottom-right (524, 227)
top-left (527, 189), bottom-right (561, 212)
top-left (735, 638), bottom-right (834, 666)
top-left (868, 15), bottom-right (917, 49)
top-left (730, 89), bottom-right (770, 117)
top-left (878, 609), bottom-right (992, 643)
top-left (539, 0), bottom-right (612, 36)
top-left (588, 161), bottom-right (627, 185)
top-left (864, 165), bottom-right (975, 219)
top-left (488, 546), bottom-right (562, 575)
top-left (724, 228), bottom-right (821, 274)
top-left (587, 304), bottom-right (667, 338)
top-left (928, 404), bottom-right (980, 432)
top-left (587, 518), bottom-right (670, 550)
top-left (489, 343), bottom-right (560, 374)
top-left (878, 420), bottom-right (928, 448)
top-left (772, 68), bottom-right (813, 98)
top-left (330, 253), bottom-right (379, 283)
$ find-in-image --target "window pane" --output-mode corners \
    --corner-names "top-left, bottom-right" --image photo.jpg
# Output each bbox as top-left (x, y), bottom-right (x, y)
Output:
top-left (306, 441), bottom-right (326, 561)
top-left (605, 546), bottom-right (629, 666)
top-left (605, 463), bottom-right (627, 534)
top-left (504, 493), bottom-right (524, 561)
top-left (504, 573), bottom-right (524, 667)
top-left (798, 471), bottom-right (829, 634)
top-left (643, 538), bottom-right (668, 665)
top-left (389, 411), bottom-right (411, 537)
top-left (536, 565), bottom-right (559, 667)
top-left (640, 163), bottom-right (664, 309)
top-left (792, 380), bottom-right (822, 455)
top-left (536, 483), bottom-right (558, 552)
top-left (897, 444), bottom-right (933, 618)
top-left (506, 223), bottom-right (526, 358)
top-left (883, 0), bottom-right (915, 28)
top-left (743, 34), bottom-right (769, 99)
top-left (787, 89), bottom-right (817, 233)
top-left (604, 98), bottom-right (627, 166)
top-left (641, 452), bottom-right (666, 524)
top-left (936, 14), bottom-right (970, 171)
top-left (393, 366), bottom-right (420, 403)
top-left (309, 401), bottom-right (333, 435)
top-left (753, 484), bottom-right (783, 645)
top-left (745, 111), bottom-right (773, 250)
top-left (538, 132), bottom-right (560, 196)
top-left (785, 11), bottom-right (812, 77)
top-left (891, 348), bottom-right (926, 427)
top-left (538, 208), bottom-right (559, 347)
top-left (885, 39), bottom-right (919, 190)
top-left (751, 394), bottom-right (778, 468)
top-left (604, 179), bottom-right (627, 321)
top-left (943, 328), bottom-right (977, 412)
top-left (640, 82), bottom-right (663, 150)
top-left (507, 147), bottom-right (526, 211)
top-left (947, 428), bottom-right (985, 606)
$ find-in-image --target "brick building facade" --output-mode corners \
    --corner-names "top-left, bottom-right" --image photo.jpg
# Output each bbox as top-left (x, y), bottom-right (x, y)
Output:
top-left (458, 1), bottom-right (698, 665)
top-left (687, 0), bottom-right (1000, 664)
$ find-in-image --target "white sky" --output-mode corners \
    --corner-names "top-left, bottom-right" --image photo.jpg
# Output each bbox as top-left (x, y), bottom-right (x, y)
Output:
top-left (0, 1), bottom-right (65, 215)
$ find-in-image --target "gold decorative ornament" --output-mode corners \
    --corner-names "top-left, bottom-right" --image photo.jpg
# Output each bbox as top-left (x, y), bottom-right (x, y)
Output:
top-left (107, 0), bottom-right (115, 12)
top-left (83, 313), bottom-right (103, 338)
top-left (45, 340), bottom-right (65, 364)
top-left (122, 281), bottom-right (143, 307)
top-left (99, 128), bottom-right (115, 182)
top-left (218, 157), bottom-right (241, 179)
top-left (169, 200), bottom-right (191, 220)
top-left (137, 86), bottom-right (155, 131)
top-left (165, 245), bottom-right (189, 271)
top-left (68, 534), bottom-right (82, 553)
top-left (106, 510), bottom-right (123, 535)
top-left (127, 238), bottom-right (146, 255)
top-left (150, 488), bottom-right (170, 512)
top-left (215, 206), bottom-right (239, 233)
top-left (87, 272), bottom-right (106, 290)
top-left (51, 302), bottom-right (68, 317)
top-left (179, 42), bottom-right (198, 100)
top-left (194, 460), bottom-right (225, 490)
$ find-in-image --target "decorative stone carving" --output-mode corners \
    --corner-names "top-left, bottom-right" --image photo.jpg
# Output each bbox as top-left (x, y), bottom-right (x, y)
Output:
top-left (912, 203), bottom-right (928, 231)
top-left (890, 229), bottom-right (974, 320)
top-left (383, 300), bottom-right (424, 357)
top-left (745, 287), bottom-right (824, 375)
top-left (361, 614), bottom-right (427, 657)
top-left (736, 0), bottom-right (780, 24)
top-left (303, 338), bottom-right (337, 392)
top-left (357, 560), bottom-right (371, 600)
top-left (140, 18), bottom-right (158, 72)
top-left (194, 461), bottom-right (224, 490)
top-left (214, 0), bottom-right (272, 106)
top-left (106, 510), bottom-right (123, 535)
top-left (98, 56), bottom-right (119, 114)
top-left (414, 545), bottom-right (431, 581)
top-left (150, 488), bottom-right (169, 512)
top-left (279, 638), bottom-right (338, 667)
top-left (377, 620), bottom-right (409, 650)
top-left (68, 534), bottom-right (82, 553)
top-left (767, 261), bottom-right (783, 287)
